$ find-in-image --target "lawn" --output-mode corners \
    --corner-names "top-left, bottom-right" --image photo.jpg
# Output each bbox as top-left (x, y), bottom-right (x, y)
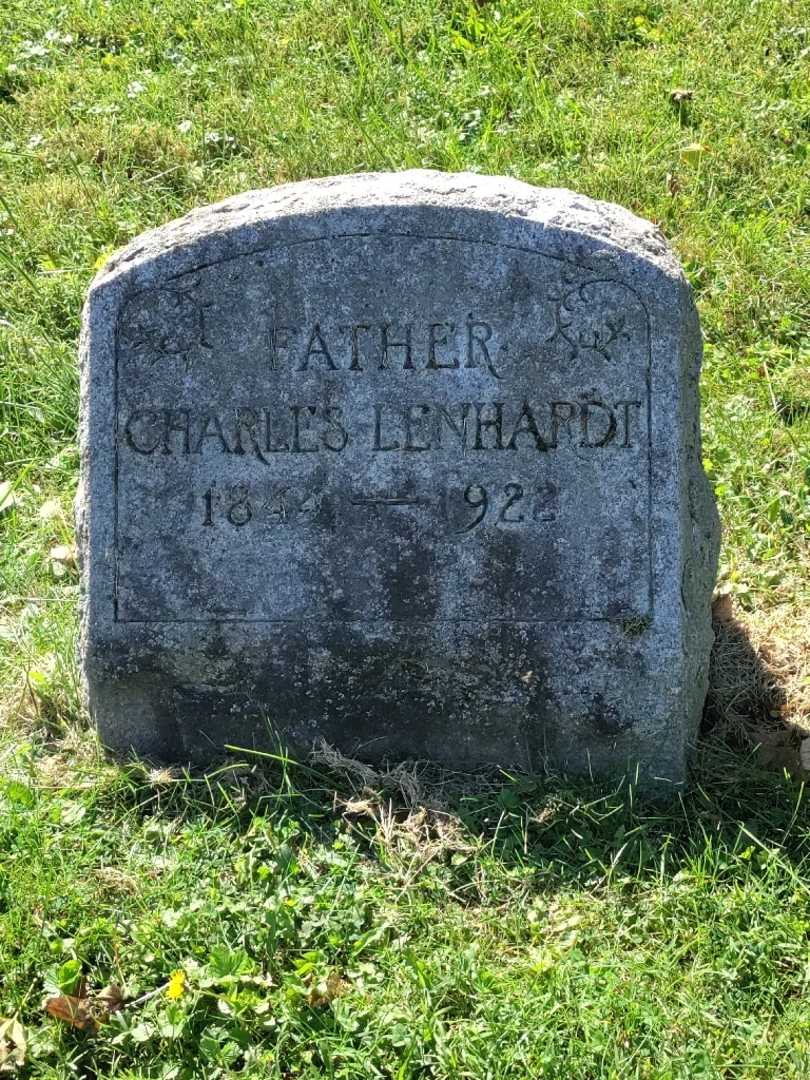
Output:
top-left (0, 0), bottom-right (809, 1076)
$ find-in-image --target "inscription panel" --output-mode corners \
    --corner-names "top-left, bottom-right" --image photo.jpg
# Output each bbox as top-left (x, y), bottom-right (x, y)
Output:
top-left (114, 235), bottom-right (651, 622)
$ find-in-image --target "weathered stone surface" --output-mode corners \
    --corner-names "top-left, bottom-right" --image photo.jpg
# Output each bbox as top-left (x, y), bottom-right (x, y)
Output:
top-left (78, 170), bottom-right (720, 786)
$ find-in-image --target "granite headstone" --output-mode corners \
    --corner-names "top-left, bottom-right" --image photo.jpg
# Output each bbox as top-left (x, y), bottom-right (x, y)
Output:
top-left (78, 171), bottom-right (720, 785)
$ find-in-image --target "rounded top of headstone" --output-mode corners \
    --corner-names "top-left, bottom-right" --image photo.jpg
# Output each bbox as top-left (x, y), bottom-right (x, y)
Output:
top-left (90, 170), bottom-right (684, 294)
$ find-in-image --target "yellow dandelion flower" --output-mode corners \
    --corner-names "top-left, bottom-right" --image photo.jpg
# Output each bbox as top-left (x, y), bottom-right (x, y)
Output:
top-left (165, 969), bottom-right (186, 1000)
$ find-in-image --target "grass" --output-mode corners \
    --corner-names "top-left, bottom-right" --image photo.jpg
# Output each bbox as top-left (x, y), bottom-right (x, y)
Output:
top-left (2, 741), bottom-right (810, 1078)
top-left (0, 0), bottom-right (808, 1075)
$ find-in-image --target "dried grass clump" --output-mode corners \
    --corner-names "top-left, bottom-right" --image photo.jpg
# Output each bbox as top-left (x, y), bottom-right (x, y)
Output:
top-left (706, 596), bottom-right (810, 771)
top-left (309, 739), bottom-right (486, 868)
top-left (310, 738), bottom-right (498, 812)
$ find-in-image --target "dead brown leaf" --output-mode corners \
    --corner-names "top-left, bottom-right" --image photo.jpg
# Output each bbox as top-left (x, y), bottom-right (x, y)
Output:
top-left (307, 970), bottom-right (345, 1008)
top-left (44, 994), bottom-right (98, 1032)
top-left (0, 1016), bottom-right (26, 1073)
top-left (43, 982), bottom-right (126, 1031)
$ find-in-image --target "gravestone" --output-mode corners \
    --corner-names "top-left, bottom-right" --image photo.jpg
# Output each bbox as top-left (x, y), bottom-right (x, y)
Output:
top-left (78, 171), bottom-right (719, 785)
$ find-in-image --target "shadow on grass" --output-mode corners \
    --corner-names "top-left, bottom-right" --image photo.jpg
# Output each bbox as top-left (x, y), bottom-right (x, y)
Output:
top-left (104, 742), bottom-right (808, 903)
top-left (28, 605), bottom-right (807, 895)
top-left (705, 597), bottom-right (808, 774)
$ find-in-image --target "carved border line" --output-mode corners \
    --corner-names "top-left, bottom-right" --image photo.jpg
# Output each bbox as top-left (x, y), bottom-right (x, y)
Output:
top-left (112, 231), bottom-right (653, 624)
